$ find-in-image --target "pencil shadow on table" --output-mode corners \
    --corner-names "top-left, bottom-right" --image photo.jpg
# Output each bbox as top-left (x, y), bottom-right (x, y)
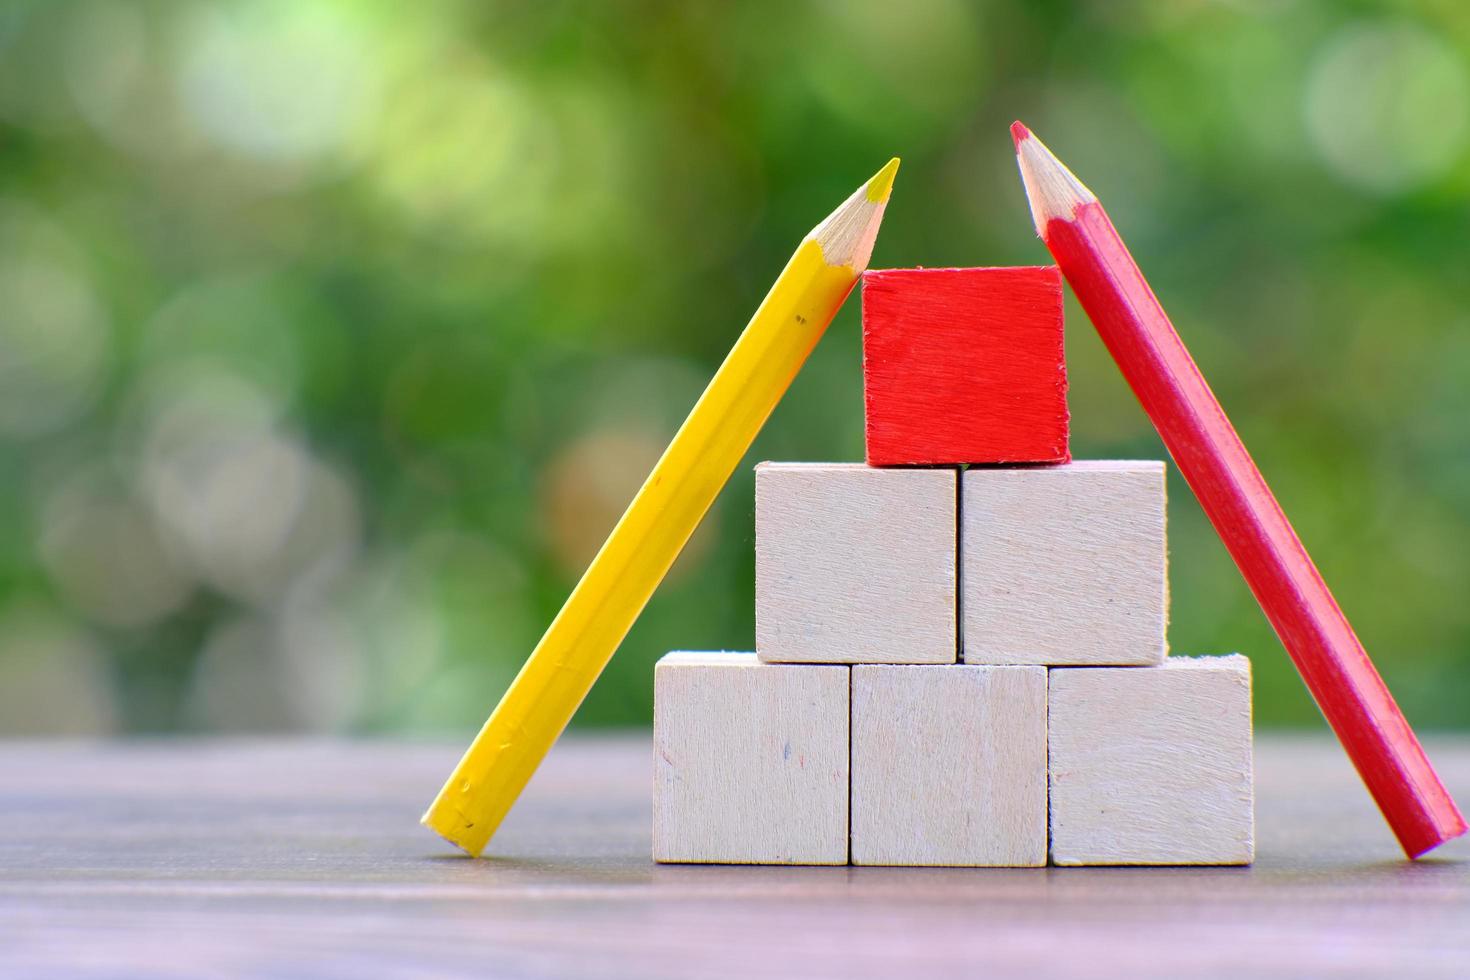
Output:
top-left (1243, 854), bottom-right (1467, 881)
top-left (420, 852), bottom-right (656, 884)
top-left (1345, 856), bottom-right (1467, 875)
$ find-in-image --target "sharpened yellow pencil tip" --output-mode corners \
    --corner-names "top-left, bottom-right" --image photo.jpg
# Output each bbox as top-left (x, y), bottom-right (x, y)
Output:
top-left (865, 158), bottom-right (900, 203)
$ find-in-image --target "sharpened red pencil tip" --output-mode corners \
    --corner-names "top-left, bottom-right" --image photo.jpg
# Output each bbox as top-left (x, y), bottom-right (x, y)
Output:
top-left (1010, 121), bottom-right (1031, 148)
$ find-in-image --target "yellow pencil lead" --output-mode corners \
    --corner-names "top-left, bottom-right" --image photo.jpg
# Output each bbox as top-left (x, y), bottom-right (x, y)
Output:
top-left (866, 157), bottom-right (901, 204)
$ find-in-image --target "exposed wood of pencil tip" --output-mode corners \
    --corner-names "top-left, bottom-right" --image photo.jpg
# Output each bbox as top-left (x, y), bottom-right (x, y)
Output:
top-left (812, 157), bottom-right (899, 271)
top-left (1010, 122), bottom-right (1096, 236)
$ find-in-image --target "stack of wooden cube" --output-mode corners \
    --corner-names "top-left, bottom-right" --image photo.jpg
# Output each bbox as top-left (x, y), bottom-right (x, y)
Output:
top-left (653, 267), bottom-right (1254, 867)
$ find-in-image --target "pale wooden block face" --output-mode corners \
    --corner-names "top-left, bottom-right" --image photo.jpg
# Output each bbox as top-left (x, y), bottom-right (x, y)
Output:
top-left (652, 652), bottom-right (849, 865)
top-left (851, 664), bottom-right (1047, 866)
top-left (756, 463), bottom-right (957, 664)
top-left (1049, 655), bottom-right (1254, 866)
top-left (961, 460), bottom-right (1167, 666)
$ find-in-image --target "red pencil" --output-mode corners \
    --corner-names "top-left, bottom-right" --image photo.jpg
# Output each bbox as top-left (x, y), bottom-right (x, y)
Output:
top-left (1011, 121), bottom-right (1466, 859)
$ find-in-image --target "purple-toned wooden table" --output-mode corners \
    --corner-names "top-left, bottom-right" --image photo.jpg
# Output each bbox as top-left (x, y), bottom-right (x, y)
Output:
top-left (2, 735), bottom-right (1468, 978)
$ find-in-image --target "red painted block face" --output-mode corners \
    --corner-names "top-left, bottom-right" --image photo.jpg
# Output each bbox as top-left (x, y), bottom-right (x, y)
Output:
top-left (861, 266), bottom-right (1069, 466)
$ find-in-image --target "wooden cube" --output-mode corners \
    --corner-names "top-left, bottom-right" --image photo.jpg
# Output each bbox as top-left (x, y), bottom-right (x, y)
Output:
top-left (1049, 656), bottom-right (1254, 866)
top-left (961, 460), bottom-right (1167, 666)
top-left (851, 664), bottom-right (1047, 866)
top-left (861, 266), bottom-right (1068, 466)
top-left (756, 463), bottom-right (956, 665)
top-left (652, 653), bottom-right (849, 864)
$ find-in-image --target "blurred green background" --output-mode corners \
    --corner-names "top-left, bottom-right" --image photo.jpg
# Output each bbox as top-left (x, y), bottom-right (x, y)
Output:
top-left (0, 0), bottom-right (1467, 736)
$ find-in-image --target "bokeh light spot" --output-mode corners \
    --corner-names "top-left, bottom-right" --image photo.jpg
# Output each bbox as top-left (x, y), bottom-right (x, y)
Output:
top-left (1305, 21), bottom-right (1470, 194)
top-left (134, 367), bottom-right (360, 606)
top-left (39, 468), bottom-right (194, 629)
top-left (0, 600), bottom-right (117, 735)
top-left (369, 53), bottom-right (554, 242)
top-left (540, 429), bottom-right (716, 584)
top-left (177, 0), bottom-right (380, 169)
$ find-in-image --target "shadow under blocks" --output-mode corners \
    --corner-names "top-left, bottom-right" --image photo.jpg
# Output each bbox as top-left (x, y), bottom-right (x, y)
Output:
top-left (652, 266), bottom-right (1253, 867)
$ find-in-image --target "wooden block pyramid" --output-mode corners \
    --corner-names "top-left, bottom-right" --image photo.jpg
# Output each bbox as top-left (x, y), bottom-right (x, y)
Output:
top-left (653, 266), bottom-right (1254, 867)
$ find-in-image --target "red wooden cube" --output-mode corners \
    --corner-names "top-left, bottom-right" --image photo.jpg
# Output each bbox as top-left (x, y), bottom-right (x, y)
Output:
top-left (861, 266), bottom-right (1069, 466)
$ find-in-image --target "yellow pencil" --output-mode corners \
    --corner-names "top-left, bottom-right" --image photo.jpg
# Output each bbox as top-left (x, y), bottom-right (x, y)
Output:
top-left (423, 159), bottom-right (900, 856)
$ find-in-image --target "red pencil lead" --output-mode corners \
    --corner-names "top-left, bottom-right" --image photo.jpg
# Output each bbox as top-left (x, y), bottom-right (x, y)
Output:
top-left (1011, 126), bottom-right (1467, 859)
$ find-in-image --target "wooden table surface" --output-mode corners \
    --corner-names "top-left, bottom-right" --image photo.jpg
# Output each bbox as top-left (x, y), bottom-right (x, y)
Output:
top-left (2, 735), bottom-right (1468, 979)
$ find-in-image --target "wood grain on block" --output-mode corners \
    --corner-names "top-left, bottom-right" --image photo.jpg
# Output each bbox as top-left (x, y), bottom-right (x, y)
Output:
top-left (653, 652), bottom-right (849, 865)
top-left (851, 665), bottom-right (1047, 866)
top-left (861, 266), bottom-right (1068, 466)
top-left (962, 460), bottom-right (1166, 666)
top-left (1049, 655), bottom-right (1254, 866)
top-left (756, 463), bottom-right (956, 664)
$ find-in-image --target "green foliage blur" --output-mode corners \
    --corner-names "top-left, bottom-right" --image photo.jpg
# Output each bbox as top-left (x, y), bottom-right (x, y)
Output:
top-left (1, 0), bottom-right (1467, 735)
